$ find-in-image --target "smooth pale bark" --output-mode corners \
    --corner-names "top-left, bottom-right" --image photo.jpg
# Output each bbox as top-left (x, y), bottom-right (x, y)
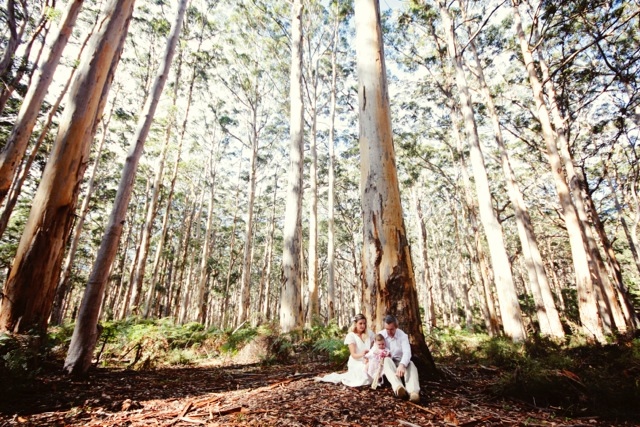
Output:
top-left (512, 1), bottom-right (604, 341)
top-left (355, 0), bottom-right (434, 373)
top-left (448, 87), bottom-right (501, 337)
top-left (172, 194), bottom-right (197, 322)
top-left (326, 5), bottom-right (339, 323)
top-left (413, 190), bottom-right (435, 331)
top-left (179, 183), bottom-right (205, 324)
top-left (280, 0), bottom-right (304, 333)
top-left (259, 174), bottom-right (278, 321)
top-left (585, 186), bottom-right (637, 329)
top-left (196, 144), bottom-right (220, 324)
top-left (0, 0), bottom-right (84, 206)
top-left (438, 1), bottom-right (525, 341)
top-left (238, 121), bottom-right (260, 325)
top-left (129, 136), bottom-right (171, 313)
top-left (0, 0), bottom-right (134, 335)
top-left (307, 59), bottom-right (319, 325)
top-left (63, 0), bottom-right (188, 375)
top-left (220, 164), bottom-right (242, 328)
top-left (460, 10), bottom-right (564, 338)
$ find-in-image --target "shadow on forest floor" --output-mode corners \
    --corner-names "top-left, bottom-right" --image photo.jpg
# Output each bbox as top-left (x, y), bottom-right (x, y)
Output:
top-left (1, 355), bottom-right (639, 426)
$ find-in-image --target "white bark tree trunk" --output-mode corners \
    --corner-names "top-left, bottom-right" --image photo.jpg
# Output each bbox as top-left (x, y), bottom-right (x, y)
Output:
top-left (196, 142), bottom-right (220, 324)
top-left (307, 62), bottom-right (319, 325)
top-left (238, 124), bottom-right (259, 325)
top-left (355, 0), bottom-right (434, 372)
top-left (280, 0), bottom-right (305, 333)
top-left (326, 4), bottom-right (339, 323)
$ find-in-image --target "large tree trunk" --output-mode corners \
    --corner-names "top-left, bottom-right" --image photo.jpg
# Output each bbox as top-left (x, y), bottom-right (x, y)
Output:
top-left (354, 0), bottom-right (435, 375)
top-left (63, 0), bottom-right (188, 375)
top-left (279, 0), bottom-right (304, 333)
top-left (0, 0), bottom-right (84, 207)
top-left (0, 0), bottom-right (134, 335)
top-left (438, 0), bottom-right (525, 341)
top-left (512, 1), bottom-right (604, 342)
top-left (51, 101), bottom-right (115, 325)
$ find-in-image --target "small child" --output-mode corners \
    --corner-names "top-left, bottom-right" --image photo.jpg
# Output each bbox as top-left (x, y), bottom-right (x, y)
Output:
top-left (364, 333), bottom-right (390, 388)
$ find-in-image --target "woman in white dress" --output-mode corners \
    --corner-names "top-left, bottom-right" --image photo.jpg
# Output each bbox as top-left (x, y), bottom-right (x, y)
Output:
top-left (317, 313), bottom-right (375, 387)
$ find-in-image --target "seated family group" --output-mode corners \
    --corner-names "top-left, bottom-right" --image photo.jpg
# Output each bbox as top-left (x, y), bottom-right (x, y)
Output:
top-left (317, 314), bottom-right (420, 403)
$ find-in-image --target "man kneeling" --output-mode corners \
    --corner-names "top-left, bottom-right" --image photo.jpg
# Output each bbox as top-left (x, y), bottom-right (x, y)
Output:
top-left (378, 314), bottom-right (420, 403)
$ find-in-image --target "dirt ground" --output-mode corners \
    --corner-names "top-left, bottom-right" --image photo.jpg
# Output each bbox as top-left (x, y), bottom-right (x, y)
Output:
top-left (1, 356), bottom-right (638, 427)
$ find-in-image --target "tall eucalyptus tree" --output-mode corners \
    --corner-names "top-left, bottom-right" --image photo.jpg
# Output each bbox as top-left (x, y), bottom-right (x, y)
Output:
top-left (354, 0), bottom-right (434, 372)
top-left (280, 0), bottom-right (305, 333)
top-left (0, 0), bottom-right (135, 335)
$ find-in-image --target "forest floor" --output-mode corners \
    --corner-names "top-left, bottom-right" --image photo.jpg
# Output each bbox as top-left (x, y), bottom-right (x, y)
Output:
top-left (1, 352), bottom-right (638, 427)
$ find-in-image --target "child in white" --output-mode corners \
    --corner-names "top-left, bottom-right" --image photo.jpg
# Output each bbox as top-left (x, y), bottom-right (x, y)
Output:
top-left (364, 333), bottom-right (390, 387)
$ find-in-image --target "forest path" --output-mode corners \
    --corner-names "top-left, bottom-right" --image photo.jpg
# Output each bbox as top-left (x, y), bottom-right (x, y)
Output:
top-left (0, 359), bottom-right (634, 426)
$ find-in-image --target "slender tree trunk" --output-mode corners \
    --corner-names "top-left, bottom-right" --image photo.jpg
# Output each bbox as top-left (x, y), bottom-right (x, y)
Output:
top-left (307, 65), bottom-right (319, 326)
top-left (63, 0), bottom-right (188, 375)
top-left (611, 178), bottom-right (640, 278)
top-left (260, 174), bottom-right (278, 321)
top-left (196, 143), bottom-right (220, 324)
top-left (0, 0), bottom-right (84, 206)
top-left (439, 0), bottom-right (525, 341)
top-left (0, 0), bottom-right (134, 335)
top-left (280, 0), bottom-right (305, 333)
top-left (413, 190), bottom-right (435, 331)
top-left (326, 2), bottom-right (340, 324)
top-left (238, 121), bottom-right (259, 325)
top-left (0, 0), bottom-right (20, 78)
top-left (512, 1), bottom-right (604, 342)
top-left (449, 99), bottom-right (501, 337)
top-left (355, 0), bottom-right (434, 374)
top-left (0, 9), bottom-right (49, 116)
top-left (173, 194), bottom-right (197, 322)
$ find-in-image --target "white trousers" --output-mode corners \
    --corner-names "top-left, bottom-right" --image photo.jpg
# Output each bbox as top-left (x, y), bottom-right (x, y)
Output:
top-left (382, 357), bottom-right (420, 394)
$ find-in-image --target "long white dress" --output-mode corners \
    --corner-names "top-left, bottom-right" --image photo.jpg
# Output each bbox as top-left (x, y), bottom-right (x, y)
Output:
top-left (317, 330), bottom-right (375, 387)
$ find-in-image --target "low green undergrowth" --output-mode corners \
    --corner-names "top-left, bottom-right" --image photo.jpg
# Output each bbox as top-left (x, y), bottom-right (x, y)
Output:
top-left (427, 328), bottom-right (640, 420)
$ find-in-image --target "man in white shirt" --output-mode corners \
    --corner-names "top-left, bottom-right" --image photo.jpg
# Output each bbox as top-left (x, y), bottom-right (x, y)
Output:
top-left (378, 314), bottom-right (420, 403)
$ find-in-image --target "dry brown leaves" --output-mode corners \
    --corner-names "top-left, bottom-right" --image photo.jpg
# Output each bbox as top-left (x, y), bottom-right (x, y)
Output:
top-left (0, 360), bottom-right (634, 426)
